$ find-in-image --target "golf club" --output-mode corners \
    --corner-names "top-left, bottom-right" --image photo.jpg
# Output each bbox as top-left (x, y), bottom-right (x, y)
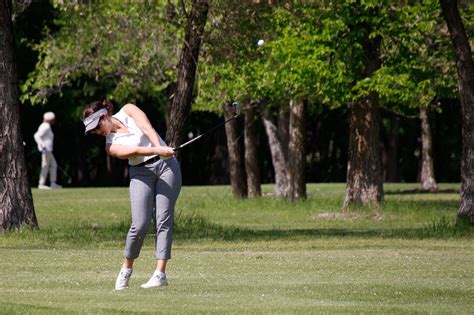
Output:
top-left (173, 102), bottom-right (241, 151)
top-left (57, 164), bottom-right (73, 184)
top-left (25, 144), bottom-right (73, 185)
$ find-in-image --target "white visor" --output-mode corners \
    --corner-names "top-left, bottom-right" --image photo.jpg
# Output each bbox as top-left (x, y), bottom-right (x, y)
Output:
top-left (83, 108), bottom-right (107, 135)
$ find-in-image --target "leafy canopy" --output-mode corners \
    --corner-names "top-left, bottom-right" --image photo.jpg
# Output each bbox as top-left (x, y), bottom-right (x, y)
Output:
top-left (22, 0), bottom-right (184, 105)
top-left (196, 0), bottom-right (466, 115)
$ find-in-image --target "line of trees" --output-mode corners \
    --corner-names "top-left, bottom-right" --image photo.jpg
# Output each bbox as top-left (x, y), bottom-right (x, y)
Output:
top-left (1, 0), bottom-right (472, 230)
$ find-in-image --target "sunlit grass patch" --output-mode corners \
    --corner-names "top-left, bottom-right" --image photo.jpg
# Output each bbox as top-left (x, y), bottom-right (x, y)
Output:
top-left (0, 184), bottom-right (472, 314)
top-left (1, 184), bottom-right (471, 249)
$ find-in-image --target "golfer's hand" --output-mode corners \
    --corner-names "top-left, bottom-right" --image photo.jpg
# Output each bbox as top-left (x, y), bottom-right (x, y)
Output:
top-left (157, 146), bottom-right (175, 159)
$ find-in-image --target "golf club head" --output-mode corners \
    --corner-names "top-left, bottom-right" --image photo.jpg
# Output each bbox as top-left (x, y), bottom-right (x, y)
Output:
top-left (232, 101), bottom-right (241, 116)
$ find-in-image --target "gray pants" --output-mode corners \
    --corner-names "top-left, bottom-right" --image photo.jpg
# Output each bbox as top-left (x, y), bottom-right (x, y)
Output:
top-left (125, 157), bottom-right (181, 260)
top-left (39, 151), bottom-right (57, 185)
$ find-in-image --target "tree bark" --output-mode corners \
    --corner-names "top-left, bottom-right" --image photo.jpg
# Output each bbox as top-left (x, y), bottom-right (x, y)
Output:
top-left (343, 98), bottom-right (384, 208)
top-left (164, 81), bottom-right (177, 132)
top-left (419, 105), bottom-right (438, 191)
top-left (262, 111), bottom-right (290, 198)
top-left (288, 99), bottom-right (306, 200)
top-left (224, 102), bottom-right (247, 198)
top-left (440, 0), bottom-right (474, 224)
top-left (343, 33), bottom-right (383, 209)
top-left (244, 102), bottom-right (261, 197)
top-left (165, 0), bottom-right (208, 152)
top-left (277, 107), bottom-right (290, 162)
top-left (0, 0), bottom-right (38, 230)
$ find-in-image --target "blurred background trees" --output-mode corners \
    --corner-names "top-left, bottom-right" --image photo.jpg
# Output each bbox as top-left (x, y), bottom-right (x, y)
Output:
top-left (12, 0), bottom-right (472, 211)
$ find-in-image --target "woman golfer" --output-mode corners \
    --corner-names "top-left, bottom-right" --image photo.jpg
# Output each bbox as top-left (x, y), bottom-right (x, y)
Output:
top-left (83, 100), bottom-right (182, 290)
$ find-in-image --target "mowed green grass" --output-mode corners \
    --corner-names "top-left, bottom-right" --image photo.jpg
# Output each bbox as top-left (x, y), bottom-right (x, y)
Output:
top-left (1, 183), bottom-right (473, 314)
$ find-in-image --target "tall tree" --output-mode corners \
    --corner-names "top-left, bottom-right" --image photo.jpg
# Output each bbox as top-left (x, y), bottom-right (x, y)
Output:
top-left (344, 96), bottom-right (383, 209)
top-left (345, 0), bottom-right (458, 204)
top-left (166, 0), bottom-right (209, 149)
top-left (223, 102), bottom-right (247, 198)
top-left (244, 102), bottom-right (261, 197)
top-left (262, 110), bottom-right (290, 198)
top-left (343, 25), bottom-right (384, 209)
top-left (0, 0), bottom-right (37, 230)
top-left (419, 104), bottom-right (438, 191)
top-left (383, 0), bottom-right (455, 192)
top-left (288, 98), bottom-right (306, 200)
top-left (194, 1), bottom-right (274, 197)
top-left (440, 0), bottom-right (474, 224)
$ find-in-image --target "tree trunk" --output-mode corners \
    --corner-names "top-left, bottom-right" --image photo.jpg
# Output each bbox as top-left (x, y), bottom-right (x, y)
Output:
top-left (419, 105), bottom-right (438, 191)
top-left (224, 102), bottom-right (247, 198)
top-left (343, 99), bottom-right (384, 208)
top-left (0, 0), bottom-right (38, 230)
top-left (386, 113), bottom-right (400, 182)
top-left (244, 102), bottom-right (261, 197)
top-left (262, 111), bottom-right (290, 198)
top-left (277, 107), bottom-right (290, 161)
top-left (440, 0), bottom-right (474, 224)
top-left (165, 0), bottom-right (208, 151)
top-left (343, 32), bottom-right (384, 209)
top-left (288, 99), bottom-right (306, 200)
top-left (164, 81), bottom-right (176, 132)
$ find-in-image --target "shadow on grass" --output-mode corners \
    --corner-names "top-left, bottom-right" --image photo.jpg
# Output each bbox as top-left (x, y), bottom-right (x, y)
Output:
top-left (382, 199), bottom-right (460, 213)
top-left (1, 221), bottom-right (130, 246)
top-left (385, 189), bottom-right (460, 195)
top-left (2, 214), bottom-right (472, 248)
top-left (173, 213), bottom-right (473, 241)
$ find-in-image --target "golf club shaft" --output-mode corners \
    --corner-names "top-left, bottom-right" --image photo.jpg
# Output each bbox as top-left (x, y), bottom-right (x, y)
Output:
top-left (173, 114), bottom-right (239, 151)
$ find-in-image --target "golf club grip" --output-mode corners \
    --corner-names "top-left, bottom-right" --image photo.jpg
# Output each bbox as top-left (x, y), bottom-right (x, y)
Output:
top-left (173, 134), bottom-right (204, 151)
top-left (173, 114), bottom-right (239, 151)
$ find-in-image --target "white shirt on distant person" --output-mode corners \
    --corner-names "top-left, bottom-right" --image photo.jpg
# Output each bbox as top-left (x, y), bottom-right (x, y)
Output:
top-left (34, 122), bottom-right (54, 152)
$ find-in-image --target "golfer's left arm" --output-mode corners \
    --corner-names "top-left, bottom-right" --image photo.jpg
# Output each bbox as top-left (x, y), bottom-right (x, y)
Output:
top-left (122, 104), bottom-right (163, 148)
top-left (106, 143), bottom-right (174, 159)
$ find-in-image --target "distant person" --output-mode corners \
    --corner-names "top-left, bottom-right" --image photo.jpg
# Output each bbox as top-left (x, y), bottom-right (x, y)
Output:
top-left (34, 111), bottom-right (62, 189)
top-left (82, 100), bottom-right (182, 290)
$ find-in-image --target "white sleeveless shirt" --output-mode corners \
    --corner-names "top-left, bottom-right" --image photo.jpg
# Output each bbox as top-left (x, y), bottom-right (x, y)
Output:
top-left (105, 108), bottom-right (167, 166)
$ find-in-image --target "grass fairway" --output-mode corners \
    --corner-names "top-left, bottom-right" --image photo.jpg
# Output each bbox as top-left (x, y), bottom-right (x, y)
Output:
top-left (1, 184), bottom-right (473, 314)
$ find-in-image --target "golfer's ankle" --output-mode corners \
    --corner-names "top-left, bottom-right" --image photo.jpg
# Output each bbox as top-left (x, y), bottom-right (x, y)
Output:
top-left (123, 259), bottom-right (134, 269)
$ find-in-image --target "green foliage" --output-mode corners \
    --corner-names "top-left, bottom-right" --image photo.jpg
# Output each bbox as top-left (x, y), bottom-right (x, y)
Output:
top-left (21, 0), bottom-right (184, 105)
top-left (366, 0), bottom-right (458, 109)
top-left (195, 1), bottom-right (275, 113)
top-left (197, 0), bottom-right (467, 115)
top-left (20, 0), bottom-right (472, 117)
top-left (256, 4), bottom-right (367, 105)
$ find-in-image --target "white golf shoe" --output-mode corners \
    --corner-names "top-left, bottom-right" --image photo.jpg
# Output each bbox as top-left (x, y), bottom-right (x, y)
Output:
top-left (115, 267), bottom-right (133, 291)
top-left (50, 183), bottom-right (62, 189)
top-left (140, 271), bottom-right (168, 289)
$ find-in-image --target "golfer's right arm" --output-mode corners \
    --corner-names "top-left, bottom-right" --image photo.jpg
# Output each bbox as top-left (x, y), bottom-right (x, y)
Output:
top-left (106, 144), bottom-right (175, 159)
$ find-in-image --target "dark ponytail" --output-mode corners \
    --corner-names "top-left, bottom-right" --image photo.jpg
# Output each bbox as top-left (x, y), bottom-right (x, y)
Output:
top-left (83, 99), bottom-right (114, 119)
